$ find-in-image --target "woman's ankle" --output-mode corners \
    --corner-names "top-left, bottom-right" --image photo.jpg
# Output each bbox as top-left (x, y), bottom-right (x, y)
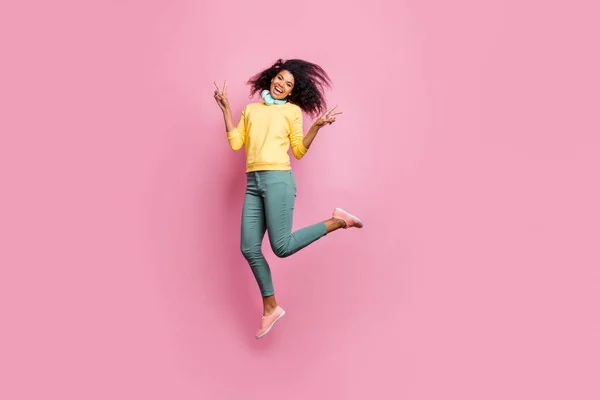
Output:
top-left (263, 295), bottom-right (277, 315)
top-left (325, 217), bottom-right (346, 232)
top-left (263, 304), bottom-right (277, 316)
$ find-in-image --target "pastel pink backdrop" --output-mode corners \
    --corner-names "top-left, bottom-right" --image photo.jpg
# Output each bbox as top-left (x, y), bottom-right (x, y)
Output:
top-left (1, 0), bottom-right (598, 399)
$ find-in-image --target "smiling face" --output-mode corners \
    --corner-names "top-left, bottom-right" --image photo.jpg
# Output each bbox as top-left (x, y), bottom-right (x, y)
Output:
top-left (270, 69), bottom-right (295, 100)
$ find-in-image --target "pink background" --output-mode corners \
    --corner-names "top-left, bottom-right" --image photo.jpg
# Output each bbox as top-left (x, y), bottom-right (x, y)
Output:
top-left (1, 0), bottom-right (599, 399)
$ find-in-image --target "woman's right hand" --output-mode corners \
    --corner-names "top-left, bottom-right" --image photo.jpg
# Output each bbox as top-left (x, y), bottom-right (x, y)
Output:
top-left (213, 81), bottom-right (230, 113)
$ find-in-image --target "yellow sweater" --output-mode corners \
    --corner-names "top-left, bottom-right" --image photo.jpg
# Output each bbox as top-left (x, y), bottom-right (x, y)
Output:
top-left (227, 102), bottom-right (308, 172)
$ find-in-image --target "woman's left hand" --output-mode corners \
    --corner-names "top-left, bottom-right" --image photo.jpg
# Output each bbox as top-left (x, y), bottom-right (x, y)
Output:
top-left (314, 105), bottom-right (343, 128)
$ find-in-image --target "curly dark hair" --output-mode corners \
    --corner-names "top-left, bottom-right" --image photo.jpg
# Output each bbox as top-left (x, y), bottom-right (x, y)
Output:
top-left (247, 59), bottom-right (331, 118)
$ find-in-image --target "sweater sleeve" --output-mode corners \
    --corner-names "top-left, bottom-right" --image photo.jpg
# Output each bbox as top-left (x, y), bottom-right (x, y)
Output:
top-left (289, 107), bottom-right (308, 160)
top-left (226, 106), bottom-right (247, 151)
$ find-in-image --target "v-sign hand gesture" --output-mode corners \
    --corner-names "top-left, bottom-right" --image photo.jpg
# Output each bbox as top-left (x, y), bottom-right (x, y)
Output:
top-left (213, 80), bottom-right (230, 113)
top-left (314, 105), bottom-right (343, 128)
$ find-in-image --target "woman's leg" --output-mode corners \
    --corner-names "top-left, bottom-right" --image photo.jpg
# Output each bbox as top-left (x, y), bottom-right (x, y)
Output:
top-left (240, 173), bottom-right (278, 315)
top-left (262, 170), bottom-right (342, 258)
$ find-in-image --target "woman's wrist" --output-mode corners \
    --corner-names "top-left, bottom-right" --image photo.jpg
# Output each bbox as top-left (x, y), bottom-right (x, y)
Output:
top-left (223, 109), bottom-right (234, 132)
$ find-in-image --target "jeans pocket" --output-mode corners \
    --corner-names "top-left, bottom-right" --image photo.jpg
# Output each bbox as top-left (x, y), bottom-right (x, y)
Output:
top-left (289, 170), bottom-right (297, 197)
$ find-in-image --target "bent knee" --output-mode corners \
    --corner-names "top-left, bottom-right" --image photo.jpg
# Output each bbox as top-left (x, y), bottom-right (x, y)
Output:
top-left (241, 244), bottom-right (263, 260)
top-left (273, 246), bottom-right (292, 258)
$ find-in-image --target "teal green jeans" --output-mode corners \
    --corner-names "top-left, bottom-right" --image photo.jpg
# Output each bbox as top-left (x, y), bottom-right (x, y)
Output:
top-left (241, 170), bottom-right (327, 296)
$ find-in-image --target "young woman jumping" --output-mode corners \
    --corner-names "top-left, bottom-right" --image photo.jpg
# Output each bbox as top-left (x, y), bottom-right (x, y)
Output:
top-left (213, 59), bottom-right (363, 339)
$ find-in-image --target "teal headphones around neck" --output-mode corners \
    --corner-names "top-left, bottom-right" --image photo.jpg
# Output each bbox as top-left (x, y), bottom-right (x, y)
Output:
top-left (261, 89), bottom-right (287, 105)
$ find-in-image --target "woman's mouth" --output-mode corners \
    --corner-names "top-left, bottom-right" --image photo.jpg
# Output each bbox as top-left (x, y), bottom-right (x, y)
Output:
top-left (273, 86), bottom-right (283, 95)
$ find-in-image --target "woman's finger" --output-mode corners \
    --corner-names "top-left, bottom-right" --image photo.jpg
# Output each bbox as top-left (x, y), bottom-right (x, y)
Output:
top-left (320, 107), bottom-right (333, 119)
top-left (325, 105), bottom-right (338, 116)
top-left (213, 81), bottom-right (221, 93)
top-left (223, 80), bottom-right (227, 95)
